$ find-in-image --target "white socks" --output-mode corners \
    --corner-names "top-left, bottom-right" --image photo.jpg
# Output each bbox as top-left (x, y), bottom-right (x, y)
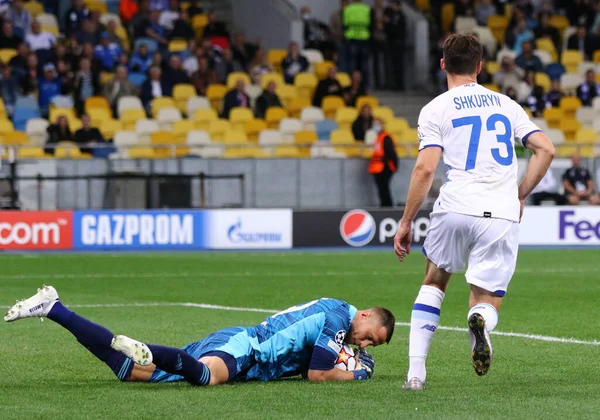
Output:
top-left (407, 285), bottom-right (445, 382)
top-left (468, 303), bottom-right (498, 333)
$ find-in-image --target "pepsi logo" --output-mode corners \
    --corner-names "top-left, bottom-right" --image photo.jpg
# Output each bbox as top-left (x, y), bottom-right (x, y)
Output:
top-left (339, 210), bottom-right (376, 247)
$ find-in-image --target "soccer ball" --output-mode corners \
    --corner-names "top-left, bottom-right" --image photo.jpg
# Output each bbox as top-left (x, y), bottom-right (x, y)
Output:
top-left (334, 344), bottom-right (359, 371)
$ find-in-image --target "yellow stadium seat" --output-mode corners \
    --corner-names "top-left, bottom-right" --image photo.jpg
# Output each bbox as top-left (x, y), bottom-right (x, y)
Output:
top-left (486, 61), bottom-right (500, 74)
top-left (69, 118), bottom-right (82, 132)
top-left (168, 39), bottom-right (188, 52)
top-left (274, 146), bottom-right (301, 158)
top-left (226, 72), bottom-right (252, 89)
top-left (561, 51), bottom-right (583, 74)
top-left (294, 73), bottom-right (318, 98)
top-left (2, 131), bottom-right (28, 144)
top-left (173, 120), bottom-right (195, 141)
top-left (415, 0), bottom-right (430, 12)
top-left (402, 128), bottom-right (419, 144)
top-left (560, 96), bottom-right (582, 119)
top-left (151, 131), bottom-right (181, 144)
top-left (223, 130), bottom-right (249, 144)
top-left (548, 15), bottom-right (569, 37)
top-left (0, 100), bottom-right (5, 119)
top-left (173, 84), bottom-right (197, 114)
top-left (441, 3), bottom-right (455, 33)
top-left (224, 146), bottom-right (268, 159)
top-left (336, 107), bottom-right (359, 131)
top-left (42, 25), bottom-right (59, 36)
top-left (209, 119), bottom-right (231, 142)
top-left (24, 1), bottom-right (44, 17)
top-left (89, 108), bottom-right (112, 127)
top-left (85, 96), bottom-right (111, 113)
top-left (594, 50), bottom-right (600, 64)
top-left (244, 119), bottom-right (267, 143)
top-left (330, 130), bottom-right (355, 144)
top-left (482, 83), bottom-right (500, 93)
top-left (535, 73), bottom-right (551, 93)
top-left (0, 119), bottom-right (15, 136)
top-left (543, 107), bottom-right (563, 129)
top-left (18, 147), bottom-right (47, 159)
top-left (373, 106), bottom-right (395, 123)
top-left (192, 14), bottom-right (208, 37)
top-left (128, 146), bottom-right (158, 159)
top-left (336, 72), bottom-right (352, 88)
top-left (54, 141), bottom-right (91, 159)
top-left (85, 0), bottom-right (108, 13)
top-left (560, 119), bottom-right (581, 142)
top-left (355, 96), bottom-right (379, 110)
top-left (322, 96), bottom-right (346, 120)
top-left (267, 49), bottom-right (288, 73)
top-left (487, 15), bottom-right (508, 44)
top-left (265, 107), bottom-right (288, 129)
top-left (286, 97), bottom-right (311, 119)
top-left (100, 71), bottom-right (114, 85)
top-left (276, 84), bottom-right (299, 109)
top-left (575, 128), bottom-right (597, 143)
top-left (49, 108), bottom-right (77, 124)
top-left (315, 61), bottom-right (335, 80)
top-left (260, 72), bottom-right (285, 89)
top-left (0, 48), bottom-right (17, 64)
top-left (121, 108), bottom-right (146, 130)
top-left (536, 38), bottom-right (558, 62)
top-left (194, 108), bottom-right (219, 130)
top-left (115, 26), bottom-right (130, 51)
top-left (99, 119), bottom-right (122, 140)
top-left (229, 107), bottom-right (254, 131)
top-left (206, 84), bottom-right (228, 111)
top-left (295, 130), bottom-right (318, 145)
top-left (388, 118), bottom-right (410, 141)
top-left (151, 97), bottom-right (176, 119)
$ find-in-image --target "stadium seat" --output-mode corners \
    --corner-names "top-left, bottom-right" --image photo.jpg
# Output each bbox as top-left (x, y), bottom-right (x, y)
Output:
top-left (578, 61), bottom-right (595, 77)
top-left (295, 130), bottom-right (318, 145)
top-left (187, 96), bottom-right (211, 117)
top-left (2, 131), bottom-right (28, 145)
top-left (302, 49), bottom-right (324, 66)
top-left (54, 141), bottom-right (91, 159)
top-left (286, 97), bottom-right (311, 119)
top-left (117, 96), bottom-right (143, 117)
top-left (330, 130), bottom-right (355, 144)
top-left (49, 107), bottom-right (77, 124)
top-left (226, 72), bottom-right (252, 89)
top-left (355, 96), bottom-right (379, 110)
top-left (543, 108), bottom-right (563, 129)
top-left (330, 130), bottom-right (362, 157)
top-left (120, 108), bottom-right (146, 130)
top-left (294, 73), bottom-right (318, 98)
top-left (26, 118), bottom-right (49, 145)
top-left (300, 107), bottom-right (325, 131)
top-left (134, 38), bottom-right (158, 54)
top-left (36, 13), bottom-right (59, 28)
top-left (99, 13), bottom-right (121, 27)
top-left (315, 61), bottom-right (336, 81)
top-left (593, 97), bottom-right (600, 111)
top-left (85, 0), bottom-right (108, 13)
top-left (482, 83), bottom-right (500, 92)
top-left (487, 15), bottom-right (508, 44)
top-left (576, 107), bottom-right (595, 127)
top-left (267, 49), bottom-right (288, 73)
top-left (274, 145), bottom-right (302, 158)
top-left (172, 84), bottom-right (197, 114)
top-left (441, 3), bottom-right (455, 33)
top-left (208, 119), bottom-right (231, 142)
top-left (531, 118), bottom-right (550, 133)
top-left (561, 51), bottom-right (584, 74)
top-left (365, 129), bottom-right (377, 145)
top-left (151, 130), bottom-right (181, 145)
top-left (113, 131), bottom-right (139, 150)
top-left (151, 98), bottom-right (177, 119)
top-left (258, 130), bottom-right (284, 147)
top-left (546, 63), bottom-right (566, 80)
top-left (265, 107), bottom-right (288, 129)
top-left (455, 16), bottom-right (477, 33)
top-left (18, 147), bottom-right (47, 159)
top-left (88, 107), bottom-right (112, 127)
top-left (99, 119), bottom-right (122, 141)
top-left (128, 146), bottom-right (158, 159)
top-left (486, 61), bottom-right (500, 74)
top-left (560, 73), bottom-right (584, 95)
top-left (12, 107), bottom-right (40, 131)
top-left (115, 26), bottom-right (130, 51)
top-left (244, 119), bottom-right (267, 143)
top-left (534, 50), bottom-right (553, 66)
top-left (206, 84), bottom-right (228, 111)
top-left (173, 120), bottom-right (195, 142)
top-left (192, 14), bottom-right (208, 36)
top-left (223, 130), bottom-right (248, 144)
top-left (535, 38), bottom-right (558, 63)
top-left (387, 118), bottom-right (410, 139)
top-left (135, 118), bottom-right (159, 140)
top-left (594, 51), bottom-right (600, 64)
top-left (560, 119), bottom-right (581, 141)
top-left (168, 39), bottom-right (188, 52)
top-left (473, 26), bottom-right (497, 57)
top-left (279, 118), bottom-right (303, 142)
top-left (415, 0), bottom-right (430, 12)
top-left (0, 48), bottom-right (17, 64)
top-left (186, 130), bottom-right (211, 146)
top-left (336, 72), bottom-right (352, 88)
top-left (276, 84), bottom-right (299, 109)
top-left (260, 72), bottom-right (285, 89)
top-left (335, 107), bottom-right (359, 131)
top-left (229, 107), bottom-right (254, 131)
top-left (560, 97), bottom-right (582, 119)
top-left (24, 1), bottom-right (44, 17)
top-left (85, 96), bottom-right (111, 113)
top-left (322, 96), bottom-right (346, 119)
top-left (128, 72), bottom-right (146, 88)
top-left (373, 106), bottom-right (395, 124)
top-left (535, 73), bottom-right (551, 92)
top-left (575, 128), bottom-right (597, 143)
top-left (193, 108), bottom-right (219, 131)
top-left (315, 120), bottom-right (338, 140)
top-left (245, 84), bottom-right (262, 107)
top-left (548, 15), bottom-right (569, 37)
top-left (156, 107), bottom-right (182, 130)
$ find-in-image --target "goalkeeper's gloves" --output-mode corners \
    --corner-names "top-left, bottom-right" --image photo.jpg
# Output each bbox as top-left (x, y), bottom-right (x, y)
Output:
top-left (353, 350), bottom-right (375, 380)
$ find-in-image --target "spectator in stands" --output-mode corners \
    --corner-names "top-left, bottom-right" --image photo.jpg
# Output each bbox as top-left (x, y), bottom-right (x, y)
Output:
top-left (9, 43), bottom-right (29, 75)
top-left (576, 70), bottom-right (600, 106)
top-left (80, 42), bottom-right (102, 76)
top-left (0, 21), bottom-right (22, 50)
top-left (94, 32), bottom-right (123, 72)
top-left (131, 0), bottom-right (151, 39)
top-left (312, 66), bottom-right (343, 107)
top-left (534, 12), bottom-right (561, 52)
top-left (129, 44), bottom-right (153, 73)
top-left (182, 46), bottom-right (203, 77)
top-left (248, 49), bottom-right (273, 85)
top-left (201, 38), bottom-right (217, 68)
top-left (383, 0), bottom-right (406, 91)
top-left (38, 63), bottom-right (62, 118)
top-left (152, 51), bottom-right (165, 70)
top-left (477, 59), bottom-right (493, 85)
top-left (475, 0), bottom-right (496, 26)
top-left (231, 32), bottom-right (259, 71)
top-left (517, 70), bottom-right (539, 103)
top-left (567, 25), bottom-right (596, 61)
top-left (255, 81), bottom-right (282, 119)
top-left (493, 56), bottom-right (525, 94)
top-left (214, 48), bottom-right (243, 85)
top-left (343, 70), bottom-right (367, 106)
top-left (330, 0), bottom-right (349, 67)
top-left (455, 0), bottom-right (475, 17)
top-left (73, 57), bottom-right (99, 116)
top-left (66, 0), bottom-right (91, 36)
top-left (505, 15), bottom-right (534, 55)
top-left (505, 86), bottom-right (518, 101)
top-left (103, 65), bottom-right (137, 114)
top-left (4, 0), bottom-right (32, 38)
top-left (342, 0), bottom-right (373, 86)
top-left (371, 0), bottom-right (386, 90)
top-left (530, 170), bottom-right (567, 205)
top-left (352, 103), bottom-right (373, 142)
top-left (562, 154), bottom-right (600, 205)
top-left (222, 79), bottom-right (251, 119)
top-left (187, 0), bottom-right (204, 17)
top-left (368, 117), bottom-right (397, 207)
top-left (142, 7), bottom-right (169, 50)
top-left (203, 9), bottom-right (230, 44)
top-left (0, 65), bottom-right (18, 118)
top-left (56, 59), bottom-right (75, 96)
top-left (105, 21), bottom-right (123, 48)
top-left (141, 66), bottom-right (168, 114)
top-left (281, 42), bottom-right (309, 84)
top-left (190, 56), bottom-right (217, 96)
top-left (74, 113), bottom-right (107, 154)
top-left (159, 0), bottom-right (179, 31)
top-left (546, 79), bottom-right (565, 107)
top-left (170, 7), bottom-right (194, 41)
top-left (163, 54), bottom-right (189, 92)
top-left (526, 85), bottom-right (550, 117)
top-left (20, 52), bottom-right (39, 95)
top-left (515, 40), bottom-right (544, 72)
top-left (45, 115), bottom-right (73, 155)
top-left (566, 0), bottom-right (595, 27)
top-left (120, 0), bottom-right (139, 25)
top-left (25, 21), bottom-right (56, 52)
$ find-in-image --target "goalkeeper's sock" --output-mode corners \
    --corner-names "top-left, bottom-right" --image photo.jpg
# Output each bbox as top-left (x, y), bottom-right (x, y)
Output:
top-left (407, 285), bottom-right (445, 383)
top-left (468, 303), bottom-right (498, 333)
top-left (147, 345), bottom-right (211, 386)
top-left (47, 302), bottom-right (133, 381)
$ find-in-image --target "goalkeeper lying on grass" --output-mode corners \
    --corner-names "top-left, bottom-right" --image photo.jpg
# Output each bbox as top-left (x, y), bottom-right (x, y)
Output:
top-left (5, 286), bottom-right (395, 385)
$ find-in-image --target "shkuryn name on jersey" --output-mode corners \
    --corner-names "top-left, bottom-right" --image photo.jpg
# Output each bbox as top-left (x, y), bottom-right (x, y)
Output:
top-left (453, 94), bottom-right (501, 110)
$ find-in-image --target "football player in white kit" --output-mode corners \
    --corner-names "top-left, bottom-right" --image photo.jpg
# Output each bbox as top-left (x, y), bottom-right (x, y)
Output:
top-left (394, 33), bottom-right (555, 391)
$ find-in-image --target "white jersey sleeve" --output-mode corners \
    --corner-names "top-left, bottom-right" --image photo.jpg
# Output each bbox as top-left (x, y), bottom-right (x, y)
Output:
top-left (513, 103), bottom-right (542, 148)
top-left (417, 104), bottom-right (443, 151)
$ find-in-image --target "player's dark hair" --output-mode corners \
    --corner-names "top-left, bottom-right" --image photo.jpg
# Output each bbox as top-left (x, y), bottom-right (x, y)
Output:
top-left (372, 307), bottom-right (395, 344)
top-left (442, 33), bottom-right (483, 76)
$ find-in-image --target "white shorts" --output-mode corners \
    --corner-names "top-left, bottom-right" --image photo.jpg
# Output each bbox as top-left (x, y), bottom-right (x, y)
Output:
top-left (422, 209), bottom-right (519, 297)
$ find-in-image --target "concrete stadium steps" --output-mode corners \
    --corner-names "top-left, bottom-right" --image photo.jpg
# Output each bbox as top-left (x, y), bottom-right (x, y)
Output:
top-left (374, 90), bottom-right (432, 127)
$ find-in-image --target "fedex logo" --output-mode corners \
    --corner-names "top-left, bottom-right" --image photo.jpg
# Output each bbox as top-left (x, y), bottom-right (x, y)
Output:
top-left (559, 211), bottom-right (600, 240)
top-left (0, 212), bottom-right (73, 250)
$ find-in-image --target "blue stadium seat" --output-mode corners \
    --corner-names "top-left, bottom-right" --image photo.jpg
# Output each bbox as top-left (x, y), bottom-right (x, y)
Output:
top-left (134, 38), bottom-right (158, 54)
top-left (546, 63), bottom-right (566, 80)
top-left (128, 72), bottom-right (147, 88)
top-left (316, 120), bottom-right (338, 141)
top-left (12, 96), bottom-right (41, 131)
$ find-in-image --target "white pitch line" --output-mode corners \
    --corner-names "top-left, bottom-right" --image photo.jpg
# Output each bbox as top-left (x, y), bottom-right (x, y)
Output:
top-left (3, 301), bottom-right (598, 347)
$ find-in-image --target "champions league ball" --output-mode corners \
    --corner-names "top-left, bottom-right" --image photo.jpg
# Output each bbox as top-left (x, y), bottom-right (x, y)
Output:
top-left (334, 344), bottom-right (359, 371)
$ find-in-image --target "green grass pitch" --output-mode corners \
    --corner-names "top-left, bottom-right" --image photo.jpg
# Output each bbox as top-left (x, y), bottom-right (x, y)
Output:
top-left (1, 250), bottom-right (599, 419)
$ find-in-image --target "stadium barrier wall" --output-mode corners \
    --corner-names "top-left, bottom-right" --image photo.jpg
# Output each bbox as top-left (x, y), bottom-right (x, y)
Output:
top-left (0, 209), bottom-right (292, 251)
